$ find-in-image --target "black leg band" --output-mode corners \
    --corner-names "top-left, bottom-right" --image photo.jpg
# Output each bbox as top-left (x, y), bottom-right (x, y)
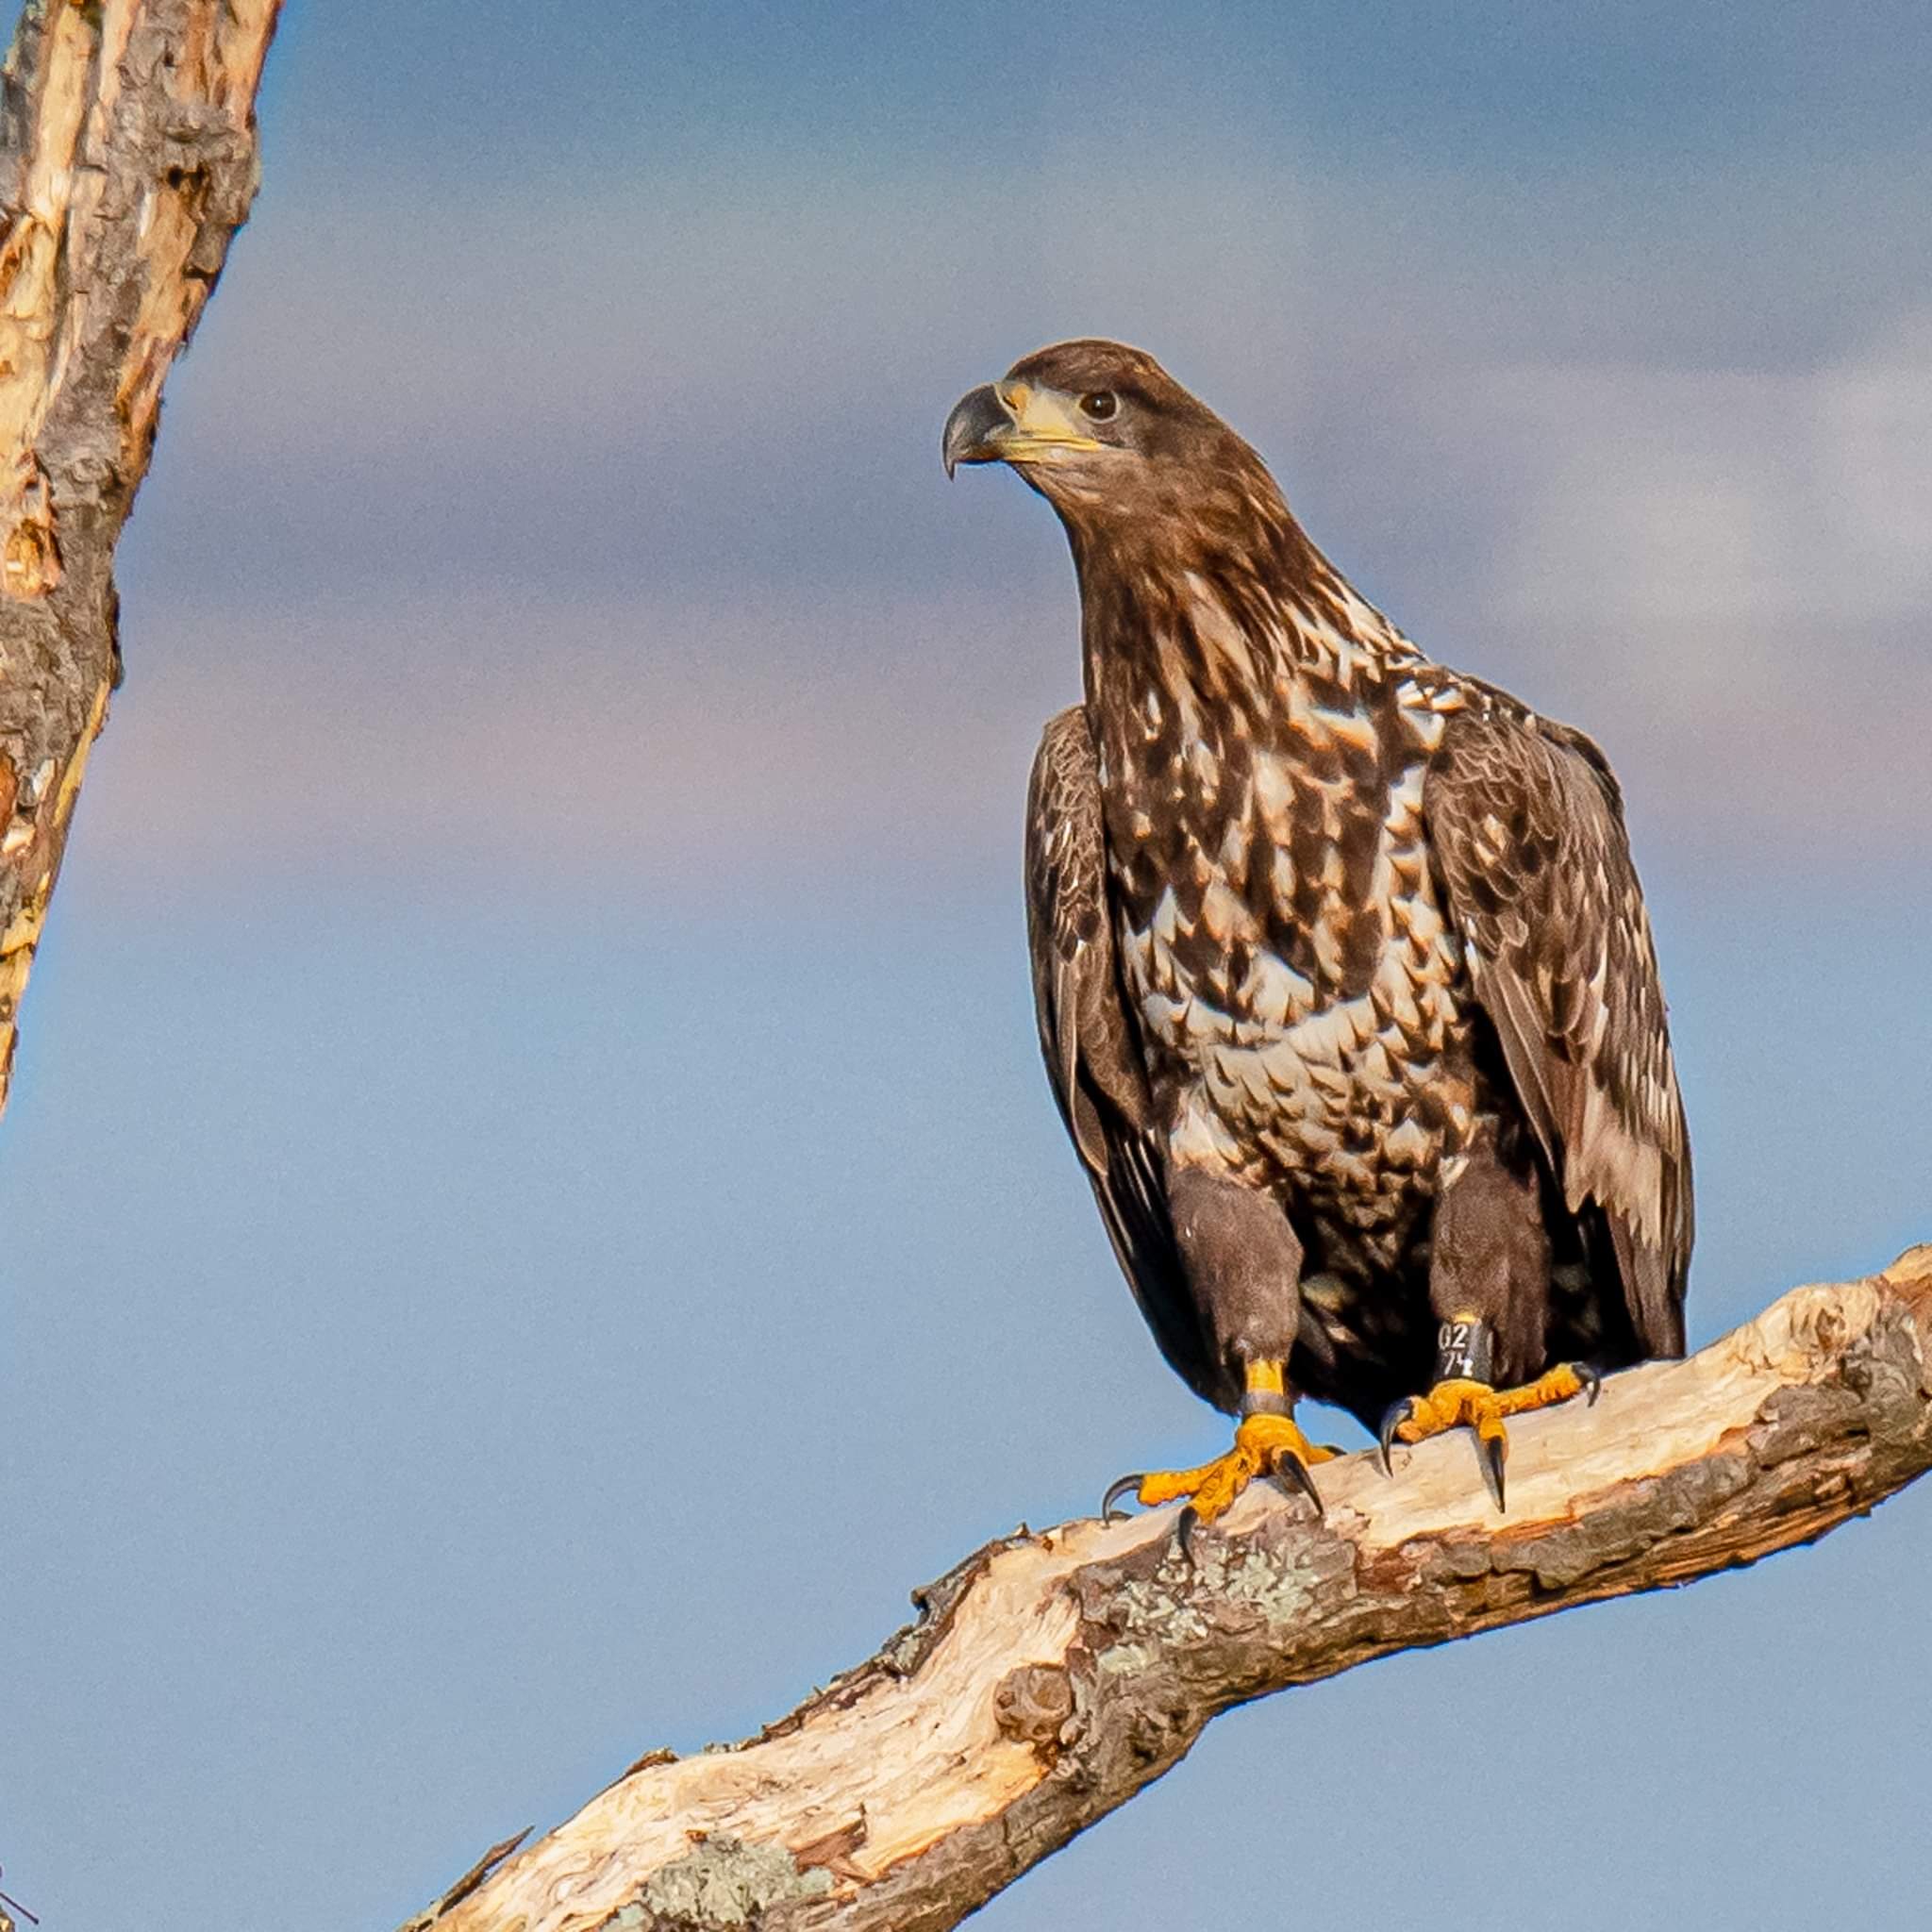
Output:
top-left (1433, 1316), bottom-right (1494, 1385)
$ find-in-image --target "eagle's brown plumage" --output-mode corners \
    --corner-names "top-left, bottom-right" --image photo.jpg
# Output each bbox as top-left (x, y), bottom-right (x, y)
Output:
top-left (955, 339), bottom-right (1690, 1443)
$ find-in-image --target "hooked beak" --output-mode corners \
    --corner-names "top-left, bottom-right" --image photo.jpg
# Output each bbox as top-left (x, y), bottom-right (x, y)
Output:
top-left (942, 379), bottom-right (1106, 477)
top-left (942, 383), bottom-right (1013, 477)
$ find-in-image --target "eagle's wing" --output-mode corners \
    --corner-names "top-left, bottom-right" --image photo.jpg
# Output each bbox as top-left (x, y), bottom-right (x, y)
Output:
top-left (1425, 708), bottom-right (1692, 1356)
top-left (1026, 708), bottom-right (1214, 1402)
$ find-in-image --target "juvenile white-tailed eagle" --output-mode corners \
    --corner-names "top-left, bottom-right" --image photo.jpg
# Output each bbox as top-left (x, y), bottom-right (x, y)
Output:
top-left (943, 341), bottom-right (1691, 1537)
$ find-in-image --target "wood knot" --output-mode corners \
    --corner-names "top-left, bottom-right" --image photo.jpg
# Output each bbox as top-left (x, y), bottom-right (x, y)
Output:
top-left (1, 458), bottom-right (63, 599)
top-left (993, 1663), bottom-right (1074, 1747)
top-left (1811, 1304), bottom-right (1849, 1360)
top-left (792, 1814), bottom-right (869, 1884)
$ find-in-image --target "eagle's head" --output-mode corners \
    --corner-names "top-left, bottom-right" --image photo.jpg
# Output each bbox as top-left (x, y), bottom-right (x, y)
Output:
top-left (942, 339), bottom-right (1286, 555)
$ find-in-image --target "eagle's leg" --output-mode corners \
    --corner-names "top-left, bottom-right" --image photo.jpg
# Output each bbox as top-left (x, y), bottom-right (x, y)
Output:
top-left (1378, 1139), bottom-right (1597, 1508)
top-left (1103, 1170), bottom-right (1334, 1545)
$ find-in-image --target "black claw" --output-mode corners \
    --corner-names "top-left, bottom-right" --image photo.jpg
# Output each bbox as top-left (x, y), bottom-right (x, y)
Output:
top-left (1101, 1474), bottom-right (1145, 1524)
top-left (1174, 1505), bottom-right (1200, 1565)
top-left (1576, 1361), bottom-right (1603, 1407)
top-left (1270, 1447), bottom-right (1325, 1518)
top-left (1377, 1399), bottom-right (1415, 1477)
top-left (1479, 1433), bottom-right (1507, 1511)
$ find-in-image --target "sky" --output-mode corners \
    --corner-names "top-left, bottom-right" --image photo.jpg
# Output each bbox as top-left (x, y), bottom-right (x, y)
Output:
top-left (2, 3), bottom-right (1929, 1928)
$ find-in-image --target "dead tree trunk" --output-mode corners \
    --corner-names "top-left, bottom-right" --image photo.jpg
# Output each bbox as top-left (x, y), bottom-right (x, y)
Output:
top-left (407, 1245), bottom-right (1932, 1932)
top-left (0, 0), bottom-right (279, 1114)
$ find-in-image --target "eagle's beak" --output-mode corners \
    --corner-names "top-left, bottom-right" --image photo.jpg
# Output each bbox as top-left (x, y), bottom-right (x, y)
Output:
top-left (943, 380), bottom-right (1106, 476)
top-left (942, 384), bottom-right (1013, 477)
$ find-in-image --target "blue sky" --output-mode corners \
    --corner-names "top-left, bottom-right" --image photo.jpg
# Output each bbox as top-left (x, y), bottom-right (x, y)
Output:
top-left (2, 3), bottom-right (1928, 1928)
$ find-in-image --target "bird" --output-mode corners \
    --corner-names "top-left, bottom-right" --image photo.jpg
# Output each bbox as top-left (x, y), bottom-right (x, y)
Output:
top-left (942, 340), bottom-right (1691, 1538)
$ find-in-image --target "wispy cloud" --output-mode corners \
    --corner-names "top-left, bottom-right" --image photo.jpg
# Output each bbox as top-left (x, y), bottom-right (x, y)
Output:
top-left (1472, 311), bottom-right (1932, 632)
top-left (86, 591), bottom-right (1064, 897)
top-left (81, 576), bottom-right (1926, 916)
top-left (108, 146), bottom-right (1929, 898)
top-left (149, 147), bottom-right (1932, 609)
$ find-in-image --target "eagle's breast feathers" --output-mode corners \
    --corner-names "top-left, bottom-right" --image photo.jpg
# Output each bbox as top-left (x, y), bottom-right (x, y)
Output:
top-left (1094, 621), bottom-right (1485, 1277)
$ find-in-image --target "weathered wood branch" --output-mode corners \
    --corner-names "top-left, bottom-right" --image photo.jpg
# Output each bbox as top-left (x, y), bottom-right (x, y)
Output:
top-left (412, 1244), bottom-right (1932, 1932)
top-left (0, 0), bottom-right (278, 1116)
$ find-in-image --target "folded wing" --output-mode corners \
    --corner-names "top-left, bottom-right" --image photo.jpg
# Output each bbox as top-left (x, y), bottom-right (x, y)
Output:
top-left (1025, 708), bottom-right (1215, 1401)
top-left (1424, 708), bottom-right (1692, 1355)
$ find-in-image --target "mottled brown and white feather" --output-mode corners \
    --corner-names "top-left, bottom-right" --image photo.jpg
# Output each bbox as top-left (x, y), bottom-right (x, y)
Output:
top-left (1424, 708), bottom-right (1691, 1352)
top-left (1025, 709), bottom-right (1217, 1402)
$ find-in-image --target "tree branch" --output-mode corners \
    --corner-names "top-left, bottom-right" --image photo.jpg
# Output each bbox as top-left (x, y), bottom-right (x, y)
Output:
top-left (0, 0), bottom-right (279, 1118)
top-left (410, 1244), bottom-right (1932, 1932)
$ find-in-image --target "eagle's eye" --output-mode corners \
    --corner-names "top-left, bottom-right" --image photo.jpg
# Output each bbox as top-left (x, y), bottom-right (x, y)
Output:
top-left (1079, 391), bottom-right (1119, 422)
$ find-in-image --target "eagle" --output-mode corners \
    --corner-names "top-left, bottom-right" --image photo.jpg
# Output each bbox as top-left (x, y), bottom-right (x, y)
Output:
top-left (943, 341), bottom-right (1691, 1536)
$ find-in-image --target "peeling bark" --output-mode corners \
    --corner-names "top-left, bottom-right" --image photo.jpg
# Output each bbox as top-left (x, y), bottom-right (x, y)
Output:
top-left (412, 1245), bottom-right (1932, 1932)
top-left (0, 0), bottom-right (279, 1114)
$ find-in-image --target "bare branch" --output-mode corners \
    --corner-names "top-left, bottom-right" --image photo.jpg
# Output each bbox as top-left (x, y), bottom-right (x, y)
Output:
top-left (0, 0), bottom-right (279, 1115)
top-left (413, 1244), bottom-right (1932, 1932)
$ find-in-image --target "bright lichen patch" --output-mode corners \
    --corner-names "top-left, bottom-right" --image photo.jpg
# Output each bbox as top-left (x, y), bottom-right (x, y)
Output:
top-left (608, 1834), bottom-right (832, 1930)
top-left (1094, 1512), bottom-right (1355, 1674)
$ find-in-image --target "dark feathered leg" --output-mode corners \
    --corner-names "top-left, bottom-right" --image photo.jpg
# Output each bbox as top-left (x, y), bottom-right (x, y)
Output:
top-left (1103, 1169), bottom-right (1334, 1541)
top-left (1378, 1135), bottom-right (1596, 1508)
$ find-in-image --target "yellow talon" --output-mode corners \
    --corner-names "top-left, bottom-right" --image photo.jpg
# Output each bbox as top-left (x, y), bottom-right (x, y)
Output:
top-left (1131, 1412), bottom-right (1336, 1526)
top-left (1101, 1361), bottom-right (1341, 1540)
top-left (1381, 1361), bottom-right (1598, 1509)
